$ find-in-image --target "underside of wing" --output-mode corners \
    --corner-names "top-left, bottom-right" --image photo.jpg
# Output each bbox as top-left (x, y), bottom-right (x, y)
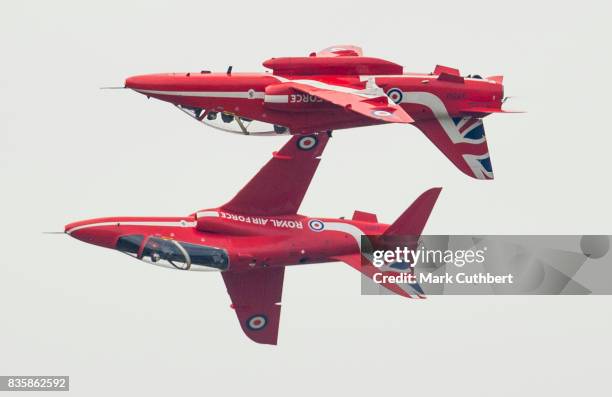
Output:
top-left (221, 133), bottom-right (329, 216)
top-left (263, 45), bottom-right (402, 76)
top-left (283, 81), bottom-right (413, 124)
top-left (222, 267), bottom-right (285, 345)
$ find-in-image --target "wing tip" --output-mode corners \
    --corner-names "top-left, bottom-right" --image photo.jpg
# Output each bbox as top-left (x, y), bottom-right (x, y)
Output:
top-left (245, 333), bottom-right (279, 345)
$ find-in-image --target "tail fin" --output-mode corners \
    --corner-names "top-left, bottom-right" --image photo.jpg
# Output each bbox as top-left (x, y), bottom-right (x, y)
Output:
top-left (331, 188), bottom-right (441, 299)
top-left (412, 117), bottom-right (493, 180)
top-left (384, 188), bottom-right (442, 236)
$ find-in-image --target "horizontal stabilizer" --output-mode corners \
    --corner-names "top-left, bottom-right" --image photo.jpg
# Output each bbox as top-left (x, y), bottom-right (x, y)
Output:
top-left (331, 188), bottom-right (441, 299)
top-left (331, 253), bottom-right (423, 299)
top-left (486, 75), bottom-right (504, 83)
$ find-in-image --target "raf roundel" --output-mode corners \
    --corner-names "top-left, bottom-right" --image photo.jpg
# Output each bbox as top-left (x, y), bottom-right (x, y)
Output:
top-left (297, 135), bottom-right (318, 151)
top-left (386, 88), bottom-right (403, 104)
top-left (308, 219), bottom-right (325, 232)
top-left (246, 315), bottom-right (268, 331)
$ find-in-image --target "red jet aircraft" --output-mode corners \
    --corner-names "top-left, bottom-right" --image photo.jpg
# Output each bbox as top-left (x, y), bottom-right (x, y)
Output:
top-left (124, 45), bottom-right (517, 180)
top-left (65, 134), bottom-right (441, 345)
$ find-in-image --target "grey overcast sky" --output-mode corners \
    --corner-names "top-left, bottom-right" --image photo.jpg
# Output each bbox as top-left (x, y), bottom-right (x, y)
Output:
top-left (1, 1), bottom-right (611, 396)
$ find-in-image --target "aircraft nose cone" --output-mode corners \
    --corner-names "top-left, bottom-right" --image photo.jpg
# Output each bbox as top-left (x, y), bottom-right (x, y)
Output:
top-left (124, 73), bottom-right (177, 91)
top-left (64, 221), bottom-right (92, 243)
top-left (124, 74), bottom-right (152, 90)
top-left (64, 218), bottom-right (120, 249)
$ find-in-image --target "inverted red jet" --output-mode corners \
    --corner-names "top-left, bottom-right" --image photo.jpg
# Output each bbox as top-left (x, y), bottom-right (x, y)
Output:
top-left (125, 45), bottom-right (517, 180)
top-left (65, 134), bottom-right (441, 345)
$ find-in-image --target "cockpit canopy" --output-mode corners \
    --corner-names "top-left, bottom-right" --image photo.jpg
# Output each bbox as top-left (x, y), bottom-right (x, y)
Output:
top-left (116, 235), bottom-right (229, 271)
top-left (176, 104), bottom-right (289, 136)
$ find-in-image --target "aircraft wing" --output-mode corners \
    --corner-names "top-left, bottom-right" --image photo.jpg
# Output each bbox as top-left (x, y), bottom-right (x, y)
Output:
top-left (221, 133), bottom-right (329, 216)
top-left (283, 81), bottom-right (413, 124)
top-left (222, 267), bottom-right (285, 345)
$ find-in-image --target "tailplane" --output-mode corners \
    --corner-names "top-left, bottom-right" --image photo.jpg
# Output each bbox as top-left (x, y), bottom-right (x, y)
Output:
top-left (331, 188), bottom-right (441, 299)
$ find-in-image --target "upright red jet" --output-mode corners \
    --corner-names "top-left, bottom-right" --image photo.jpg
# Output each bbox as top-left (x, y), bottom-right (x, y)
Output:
top-left (65, 134), bottom-right (441, 344)
top-left (125, 45), bottom-right (517, 180)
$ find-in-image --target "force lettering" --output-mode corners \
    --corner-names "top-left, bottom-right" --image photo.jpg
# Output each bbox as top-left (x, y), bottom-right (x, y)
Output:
top-left (218, 212), bottom-right (304, 229)
top-left (290, 94), bottom-right (323, 103)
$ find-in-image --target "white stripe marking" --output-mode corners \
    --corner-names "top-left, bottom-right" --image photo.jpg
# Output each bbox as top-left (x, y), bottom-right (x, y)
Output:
top-left (66, 220), bottom-right (196, 235)
top-left (273, 76), bottom-right (386, 100)
top-left (323, 222), bottom-right (366, 249)
top-left (359, 75), bottom-right (499, 83)
top-left (195, 211), bottom-right (220, 219)
top-left (463, 154), bottom-right (493, 180)
top-left (401, 92), bottom-right (486, 144)
top-left (135, 89), bottom-right (265, 99)
top-left (264, 94), bottom-right (289, 103)
top-left (461, 119), bottom-right (484, 135)
top-left (455, 116), bottom-right (470, 130)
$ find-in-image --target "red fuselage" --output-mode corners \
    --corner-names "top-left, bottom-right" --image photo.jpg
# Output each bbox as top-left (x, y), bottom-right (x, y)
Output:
top-left (125, 70), bottom-right (503, 134)
top-left (65, 209), bottom-right (386, 272)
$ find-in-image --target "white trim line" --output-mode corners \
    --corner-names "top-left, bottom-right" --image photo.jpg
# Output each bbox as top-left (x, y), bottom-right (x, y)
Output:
top-left (195, 211), bottom-right (220, 219)
top-left (323, 222), bottom-right (366, 249)
top-left (264, 94), bottom-right (289, 103)
top-left (273, 76), bottom-right (381, 99)
top-left (401, 92), bottom-right (486, 144)
top-left (359, 75), bottom-right (498, 83)
top-left (66, 220), bottom-right (196, 235)
top-left (134, 89), bottom-right (265, 99)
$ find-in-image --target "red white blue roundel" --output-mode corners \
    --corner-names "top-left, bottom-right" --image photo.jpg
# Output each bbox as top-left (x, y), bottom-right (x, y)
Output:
top-left (297, 135), bottom-right (318, 150)
top-left (246, 314), bottom-right (268, 331)
top-left (308, 219), bottom-right (325, 232)
top-left (386, 88), bottom-right (403, 104)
